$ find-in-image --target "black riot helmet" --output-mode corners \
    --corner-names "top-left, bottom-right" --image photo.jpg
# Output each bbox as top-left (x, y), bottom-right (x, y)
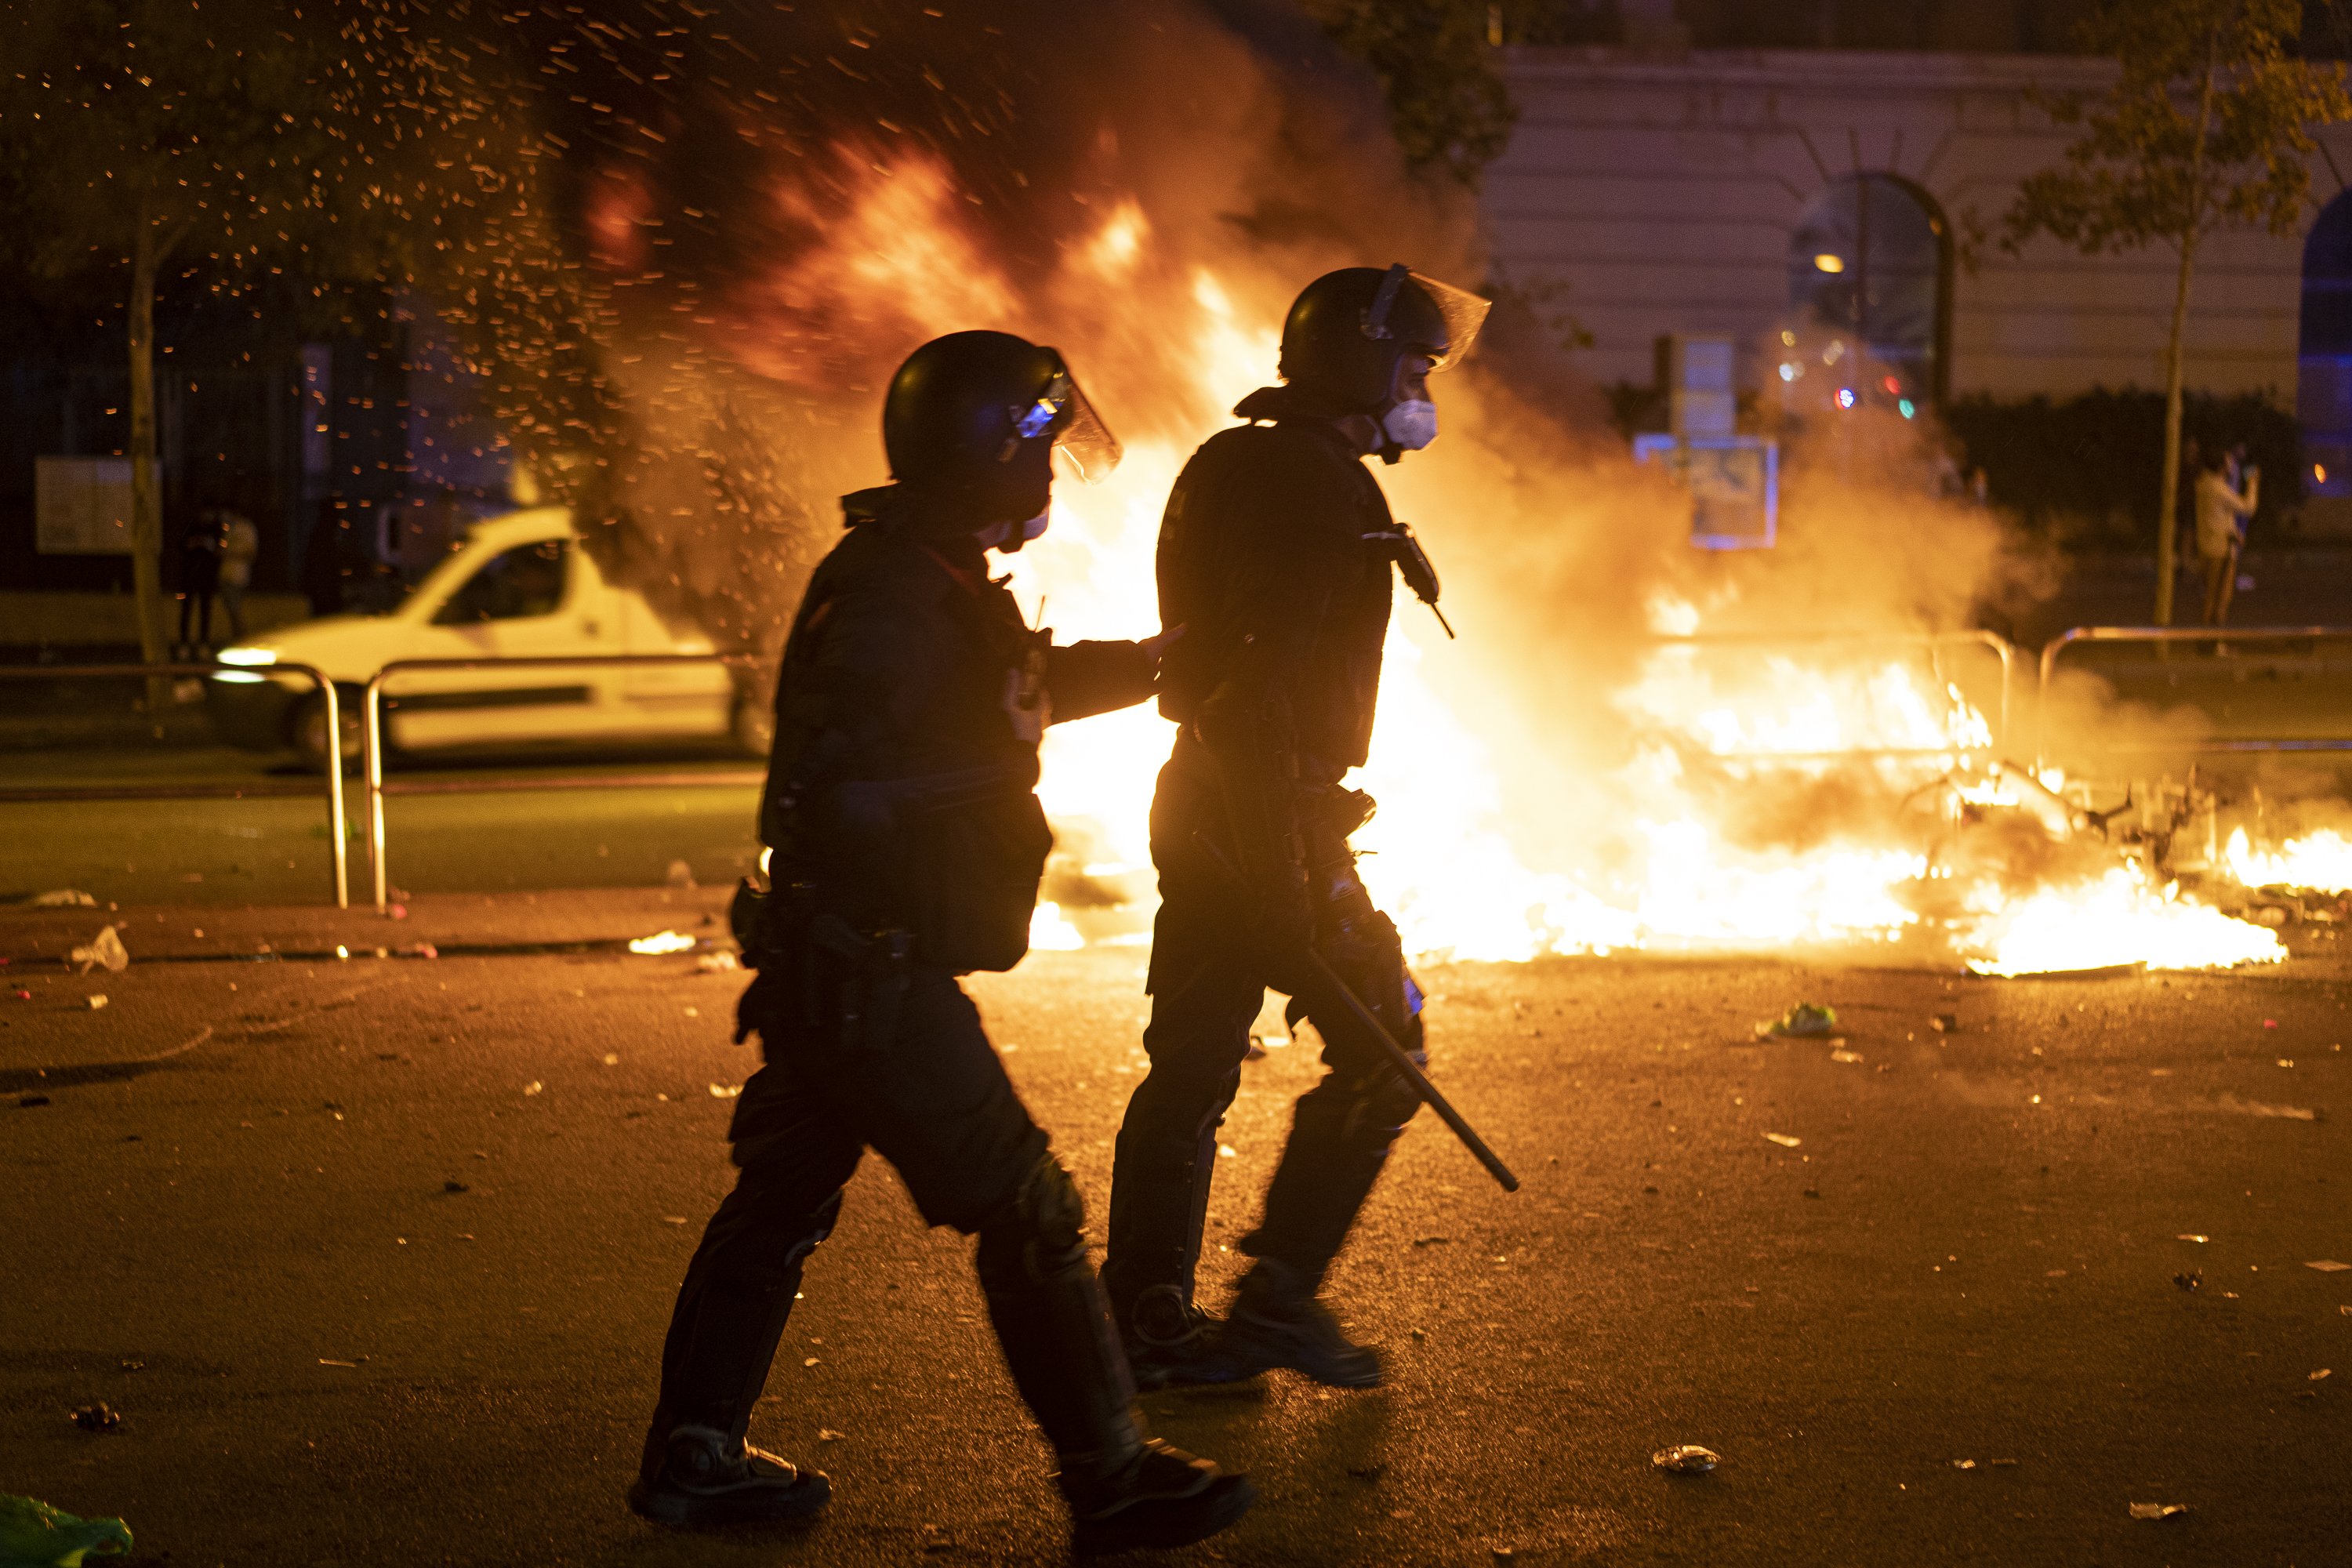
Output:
top-left (880, 330), bottom-right (1121, 526)
top-left (1276, 264), bottom-right (1491, 412)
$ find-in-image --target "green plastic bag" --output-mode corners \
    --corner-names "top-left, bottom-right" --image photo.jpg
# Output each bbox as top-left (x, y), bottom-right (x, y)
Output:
top-left (1753, 1001), bottom-right (1838, 1040)
top-left (0, 1496), bottom-right (132, 1568)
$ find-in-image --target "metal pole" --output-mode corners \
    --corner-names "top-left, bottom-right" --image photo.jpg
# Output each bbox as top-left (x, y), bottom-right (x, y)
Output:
top-left (314, 673), bottom-right (348, 909)
top-left (361, 653), bottom-right (756, 916)
top-left (0, 660), bottom-right (353, 907)
top-left (365, 673), bottom-right (390, 914)
top-left (2036, 624), bottom-right (2352, 772)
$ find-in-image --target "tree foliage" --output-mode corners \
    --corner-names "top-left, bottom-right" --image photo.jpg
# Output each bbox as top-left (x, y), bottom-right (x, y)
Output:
top-left (1306, 0), bottom-right (1517, 187)
top-left (2003, 0), bottom-right (2350, 256)
top-left (1999, 0), bottom-right (2351, 622)
top-left (0, 2), bottom-right (466, 326)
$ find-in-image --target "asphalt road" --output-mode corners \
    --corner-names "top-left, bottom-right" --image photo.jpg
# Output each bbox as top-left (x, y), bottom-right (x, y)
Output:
top-left (5, 895), bottom-right (2350, 1566)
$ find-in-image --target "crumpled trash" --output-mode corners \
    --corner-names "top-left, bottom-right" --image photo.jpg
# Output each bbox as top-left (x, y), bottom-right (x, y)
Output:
top-left (0, 1493), bottom-right (133, 1566)
top-left (628, 930), bottom-right (695, 956)
top-left (1764, 1132), bottom-right (1802, 1148)
top-left (2128, 1502), bottom-right (2189, 1520)
top-left (695, 951), bottom-right (739, 973)
top-left (1755, 1003), bottom-right (1837, 1040)
top-left (1829, 1048), bottom-right (1864, 1064)
top-left (85, 996), bottom-right (107, 1012)
top-left (708, 1083), bottom-right (742, 1099)
top-left (67, 1404), bottom-right (120, 1435)
top-left (69, 927), bottom-right (128, 975)
top-left (27, 890), bottom-right (97, 909)
top-left (1651, 1444), bottom-right (1719, 1474)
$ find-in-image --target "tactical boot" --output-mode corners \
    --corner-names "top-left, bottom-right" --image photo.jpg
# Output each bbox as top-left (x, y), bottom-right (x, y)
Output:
top-left (626, 1424), bottom-right (830, 1527)
top-left (1217, 1259), bottom-right (1382, 1388)
top-left (1060, 1439), bottom-right (1258, 1558)
top-left (1120, 1283), bottom-right (1231, 1391)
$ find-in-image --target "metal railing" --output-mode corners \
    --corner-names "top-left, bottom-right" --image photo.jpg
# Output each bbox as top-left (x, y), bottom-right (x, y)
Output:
top-left (0, 660), bottom-right (348, 907)
top-left (1647, 629), bottom-right (2019, 758)
top-left (362, 654), bottom-right (762, 913)
top-left (2035, 625), bottom-right (2352, 769)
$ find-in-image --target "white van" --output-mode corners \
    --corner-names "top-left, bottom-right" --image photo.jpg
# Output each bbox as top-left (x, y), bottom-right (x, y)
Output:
top-left (209, 507), bottom-right (767, 767)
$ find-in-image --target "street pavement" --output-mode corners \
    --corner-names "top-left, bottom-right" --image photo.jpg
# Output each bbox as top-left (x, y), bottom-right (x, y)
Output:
top-left (5, 893), bottom-right (2350, 1566)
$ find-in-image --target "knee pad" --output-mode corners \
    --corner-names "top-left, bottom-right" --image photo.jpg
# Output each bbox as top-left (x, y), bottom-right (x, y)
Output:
top-left (976, 1155), bottom-right (1087, 1291)
top-left (695, 1181), bottom-right (843, 1306)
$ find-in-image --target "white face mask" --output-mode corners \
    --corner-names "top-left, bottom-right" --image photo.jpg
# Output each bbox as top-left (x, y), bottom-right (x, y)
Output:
top-left (1381, 398), bottom-right (1438, 452)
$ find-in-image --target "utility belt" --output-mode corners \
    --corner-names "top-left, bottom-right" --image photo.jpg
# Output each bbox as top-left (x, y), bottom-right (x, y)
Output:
top-left (730, 876), bottom-right (914, 1056)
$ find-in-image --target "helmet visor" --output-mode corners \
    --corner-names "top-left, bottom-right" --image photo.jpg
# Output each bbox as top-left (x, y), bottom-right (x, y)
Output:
top-left (1406, 270), bottom-right (1490, 372)
top-left (1017, 356), bottom-right (1123, 485)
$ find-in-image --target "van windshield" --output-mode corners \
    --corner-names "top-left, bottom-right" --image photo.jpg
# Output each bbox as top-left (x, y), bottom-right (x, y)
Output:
top-left (431, 539), bottom-right (572, 625)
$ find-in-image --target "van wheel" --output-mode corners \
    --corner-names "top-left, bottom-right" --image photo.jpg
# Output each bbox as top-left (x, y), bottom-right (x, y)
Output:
top-left (731, 690), bottom-right (775, 759)
top-left (292, 689), bottom-right (366, 773)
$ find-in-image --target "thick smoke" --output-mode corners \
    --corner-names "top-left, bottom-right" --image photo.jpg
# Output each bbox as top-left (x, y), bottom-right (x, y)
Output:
top-left (424, 0), bottom-right (2313, 956)
top-left (437, 0), bottom-right (1479, 657)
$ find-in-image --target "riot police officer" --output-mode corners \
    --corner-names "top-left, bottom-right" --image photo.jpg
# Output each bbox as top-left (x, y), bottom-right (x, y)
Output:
top-left (1102, 265), bottom-right (1487, 1390)
top-left (630, 330), bottom-right (1254, 1555)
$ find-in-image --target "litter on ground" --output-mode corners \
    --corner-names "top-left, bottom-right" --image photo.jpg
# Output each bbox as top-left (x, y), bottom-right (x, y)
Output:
top-left (69, 927), bottom-right (128, 975)
top-left (1755, 1003), bottom-right (1838, 1040)
top-left (0, 1492), bottom-right (133, 1566)
top-left (1651, 1444), bottom-right (1719, 1475)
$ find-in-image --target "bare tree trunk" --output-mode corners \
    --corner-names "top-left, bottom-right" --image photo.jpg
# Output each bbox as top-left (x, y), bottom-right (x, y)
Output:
top-left (2154, 30), bottom-right (2220, 628)
top-left (2156, 229), bottom-right (2198, 627)
top-left (126, 217), bottom-right (170, 712)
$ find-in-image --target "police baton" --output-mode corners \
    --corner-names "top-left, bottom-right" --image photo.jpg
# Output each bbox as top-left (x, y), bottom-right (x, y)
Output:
top-left (1196, 834), bottom-right (1519, 1193)
top-left (1298, 947), bottom-right (1519, 1192)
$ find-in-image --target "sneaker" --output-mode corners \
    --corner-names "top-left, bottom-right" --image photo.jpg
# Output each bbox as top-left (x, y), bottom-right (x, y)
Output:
top-left (1121, 1284), bottom-right (1231, 1391)
top-left (1218, 1265), bottom-right (1382, 1388)
top-left (626, 1424), bottom-right (830, 1527)
top-left (1062, 1439), bottom-right (1255, 1557)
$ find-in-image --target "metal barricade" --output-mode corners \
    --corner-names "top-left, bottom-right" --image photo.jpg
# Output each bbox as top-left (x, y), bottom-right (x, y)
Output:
top-left (2034, 625), bottom-right (2352, 770)
top-left (0, 661), bottom-right (349, 907)
top-left (1647, 629), bottom-right (2019, 758)
top-left (362, 654), bottom-right (762, 913)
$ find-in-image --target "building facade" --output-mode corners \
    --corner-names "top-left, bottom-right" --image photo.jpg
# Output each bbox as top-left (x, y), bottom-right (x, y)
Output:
top-left (1482, 45), bottom-right (2352, 460)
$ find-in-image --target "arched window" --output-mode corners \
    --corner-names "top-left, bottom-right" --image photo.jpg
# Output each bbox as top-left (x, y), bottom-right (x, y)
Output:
top-left (1788, 174), bottom-right (1951, 405)
top-left (2298, 188), bottom-right (2352, 499)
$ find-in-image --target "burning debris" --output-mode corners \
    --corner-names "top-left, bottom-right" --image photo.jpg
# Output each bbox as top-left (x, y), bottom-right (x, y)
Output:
top-left (45, 2), bottom-right (2310, 982)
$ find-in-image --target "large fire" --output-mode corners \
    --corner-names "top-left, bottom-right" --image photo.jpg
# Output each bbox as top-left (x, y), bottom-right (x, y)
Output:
top-left (753, 152), bottom-right (2307, 979)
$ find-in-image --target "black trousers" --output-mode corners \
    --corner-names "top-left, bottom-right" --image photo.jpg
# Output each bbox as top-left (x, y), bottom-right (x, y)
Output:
top-left (643, 952), bottom-right (1135, 1480)
top-left (177, 586), bottom-right (218, 648)
top-left (1102, 759), bottom-right (1424, 1318)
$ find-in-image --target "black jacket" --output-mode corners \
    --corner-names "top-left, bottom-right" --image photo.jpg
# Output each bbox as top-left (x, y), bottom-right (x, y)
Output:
top-left (759, 495), bottom-right (1153, 969)
top-left (1153, 414), bottom-right (1396, 897)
